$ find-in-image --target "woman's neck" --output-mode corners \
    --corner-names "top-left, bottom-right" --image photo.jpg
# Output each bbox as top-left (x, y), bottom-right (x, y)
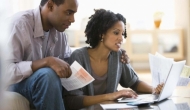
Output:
top-left (88, 45), bottom-right (110, 62)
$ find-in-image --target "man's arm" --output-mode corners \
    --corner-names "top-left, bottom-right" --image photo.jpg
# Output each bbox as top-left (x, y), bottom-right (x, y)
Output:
top-left (6, 21), bottom-right (72, 85)
top-left (32, 57), bottom-right (71, 78)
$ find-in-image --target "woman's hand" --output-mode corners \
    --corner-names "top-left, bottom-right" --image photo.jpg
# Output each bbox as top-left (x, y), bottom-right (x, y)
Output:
top-left (153, 83), bottom-right (164, 94)
top-left (107, 89), bottom-right (138, 101)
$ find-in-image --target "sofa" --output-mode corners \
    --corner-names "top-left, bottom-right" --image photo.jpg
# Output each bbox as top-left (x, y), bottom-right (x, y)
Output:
top-left (2, 91), bottom-right (33, 110)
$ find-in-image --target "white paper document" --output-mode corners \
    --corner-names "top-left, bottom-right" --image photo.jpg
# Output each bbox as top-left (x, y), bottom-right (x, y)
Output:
top-left (60, 61), bottom-right (94, 91)
top-left (177, 77), bottom-right (190, 86)
top-left (180, 65), bottom-right (190, 78)
top-left (100, 104), bottom-right (137, 109)
top-left (177, 65), bottom-right (190, 86)
top-left (149, 52), bottom-right (174, 87)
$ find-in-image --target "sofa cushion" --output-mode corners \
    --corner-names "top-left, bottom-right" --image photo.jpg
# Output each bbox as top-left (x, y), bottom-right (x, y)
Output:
top-left (2, 91), bottom-right (31, 110)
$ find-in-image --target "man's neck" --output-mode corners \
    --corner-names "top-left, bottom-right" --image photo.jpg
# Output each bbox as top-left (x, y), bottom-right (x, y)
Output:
top-left (40, 6), bottom-right (52, 31)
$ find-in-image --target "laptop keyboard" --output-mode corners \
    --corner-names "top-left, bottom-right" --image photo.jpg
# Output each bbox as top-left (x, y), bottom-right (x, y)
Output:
top-left (138, 94), bottom-right (159, 102)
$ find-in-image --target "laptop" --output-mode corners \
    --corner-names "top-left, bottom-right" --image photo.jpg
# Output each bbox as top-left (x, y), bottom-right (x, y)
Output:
top-left (118, 60), bottom-right (186, 103)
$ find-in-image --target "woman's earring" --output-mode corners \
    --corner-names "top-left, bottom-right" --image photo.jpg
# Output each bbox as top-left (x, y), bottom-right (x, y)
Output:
top-left (101, 38), bottom-right (103, 42)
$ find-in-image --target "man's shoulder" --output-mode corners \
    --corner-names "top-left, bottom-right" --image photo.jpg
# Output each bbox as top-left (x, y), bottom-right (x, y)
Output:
top-left (10, 9), bottom-right (35, 27)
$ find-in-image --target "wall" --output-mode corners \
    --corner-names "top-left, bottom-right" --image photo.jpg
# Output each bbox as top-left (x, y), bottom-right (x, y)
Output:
top-left (175, 0), bottom-right (190, 65)
top-left (188, 1), bottom-right (190, 65)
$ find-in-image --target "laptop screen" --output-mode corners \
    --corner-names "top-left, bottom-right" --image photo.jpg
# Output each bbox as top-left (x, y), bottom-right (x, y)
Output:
top-left (0, 54), bottom-right (2, 109)
top-left (158, 60), bottom-right (186, 101)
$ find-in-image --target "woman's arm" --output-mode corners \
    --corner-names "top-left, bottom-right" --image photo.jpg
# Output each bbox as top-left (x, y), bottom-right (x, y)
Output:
top-left (136, 81), bottom-right (164, 94)
top-left (136, 81), bottom-right (152, 93)
top-left (83, 89), bottom-right (137, 107)
top-left (65, 89), bottom-right (137, 109)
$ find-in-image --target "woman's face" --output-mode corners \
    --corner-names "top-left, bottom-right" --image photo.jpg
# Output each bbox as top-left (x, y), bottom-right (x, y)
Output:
top-left (102, 21), bottom-right (125, 52)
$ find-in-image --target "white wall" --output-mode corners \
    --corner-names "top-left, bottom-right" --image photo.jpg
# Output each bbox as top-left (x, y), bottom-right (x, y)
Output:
top-left (4, 0), bottom-right (190, 65)
top-left (175, 0), bottom-right (190, 65)
top-left (70, 0), bottom-right (175, 30)
top-left (188, 1), bottom-right (190, 65)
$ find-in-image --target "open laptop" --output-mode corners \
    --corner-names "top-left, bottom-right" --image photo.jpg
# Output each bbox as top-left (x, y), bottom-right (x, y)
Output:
top-left (118, 60), bottom-right (186, 103)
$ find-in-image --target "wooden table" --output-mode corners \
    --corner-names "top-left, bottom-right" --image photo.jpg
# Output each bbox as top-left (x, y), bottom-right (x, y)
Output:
top-left (81, 87), bottom-right (190, 110)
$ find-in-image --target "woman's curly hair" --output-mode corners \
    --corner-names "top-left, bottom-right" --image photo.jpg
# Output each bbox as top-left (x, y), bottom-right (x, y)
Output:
top-left (85, 9), bottom-right (127, 48)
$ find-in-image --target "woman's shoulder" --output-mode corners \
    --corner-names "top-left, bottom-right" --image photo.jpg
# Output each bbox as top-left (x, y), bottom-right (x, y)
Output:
top-left (110, 50), bottom-right (122, 57)
top-left (71, 47), bottom-right (88, 56)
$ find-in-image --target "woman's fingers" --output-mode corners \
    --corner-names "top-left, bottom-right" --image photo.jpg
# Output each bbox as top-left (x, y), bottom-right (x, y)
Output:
top-left (128, 89), bottom-right (138, 97)
top-left (154, 83), bottom-right (164, 94)
top-left (122, 89), bottom-right (138, 98)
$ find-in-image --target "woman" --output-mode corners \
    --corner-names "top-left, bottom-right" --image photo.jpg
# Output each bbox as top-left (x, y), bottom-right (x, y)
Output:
top-left (64, 9), bottom-right (163, 109)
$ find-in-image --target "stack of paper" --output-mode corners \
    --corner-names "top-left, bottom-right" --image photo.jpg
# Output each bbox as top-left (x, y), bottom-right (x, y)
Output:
top-left (149, 52), bottom-right (174, 88)
top-left (100, 104), bottom-right (137, 109)
top-left (149, 52), bottom-right (190, 87)
top-left (60, 61), bottom-right (94, 91)
top-left (177, 65), bottom-right (190, 86)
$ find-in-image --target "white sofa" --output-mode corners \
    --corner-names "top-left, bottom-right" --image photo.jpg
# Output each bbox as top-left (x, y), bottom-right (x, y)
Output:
top-left (2, 91), bottom-right (33, 110)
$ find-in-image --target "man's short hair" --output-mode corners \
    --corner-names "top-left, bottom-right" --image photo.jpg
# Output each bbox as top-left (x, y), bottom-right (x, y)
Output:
top-left (40, 0), bottom-right (65, 6)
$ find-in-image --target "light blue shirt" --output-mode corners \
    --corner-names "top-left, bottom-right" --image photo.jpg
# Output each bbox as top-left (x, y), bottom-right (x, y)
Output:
top-left (6, 7), bottom-right (72, 85)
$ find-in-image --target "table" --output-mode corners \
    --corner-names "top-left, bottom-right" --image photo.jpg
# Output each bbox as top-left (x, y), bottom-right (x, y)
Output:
top-left (80, 87), bottom-right (190, 110)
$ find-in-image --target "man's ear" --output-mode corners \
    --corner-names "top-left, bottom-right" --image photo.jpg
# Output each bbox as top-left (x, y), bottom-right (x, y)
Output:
top-left (47, 0), bottom-right (54, 11)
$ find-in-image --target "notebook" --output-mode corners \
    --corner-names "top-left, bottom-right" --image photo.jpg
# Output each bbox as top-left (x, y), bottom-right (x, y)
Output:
top-left (118, 60), bottom-right (186, 103)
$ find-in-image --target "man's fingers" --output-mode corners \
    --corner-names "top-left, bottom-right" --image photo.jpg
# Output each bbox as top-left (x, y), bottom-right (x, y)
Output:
top-left (57, 69), bottom-right (64, 78)
top-left (67, 65), bottom-right (72, 78)
top-left (121, 50), bottom-right (130, 64)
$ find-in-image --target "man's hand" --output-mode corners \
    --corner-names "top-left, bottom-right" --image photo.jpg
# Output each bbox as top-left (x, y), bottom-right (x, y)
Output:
top-left (120, 49), bottom-right (130, 64)
top-left (32, 57), bottom-right (72, 78)
top-left (47, 57), bottom-right (72, 78)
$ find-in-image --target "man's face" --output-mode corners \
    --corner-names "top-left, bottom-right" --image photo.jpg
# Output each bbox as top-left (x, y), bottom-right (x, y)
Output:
top-left (48, 0), bottom-right (78, 32)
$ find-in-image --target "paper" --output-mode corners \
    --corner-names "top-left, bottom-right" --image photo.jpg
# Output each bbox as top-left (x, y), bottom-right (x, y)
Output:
top-left (60, 61), bottom-right (94, 91)
top-left (176, 65), bottom-right (190, 86)
top-left (100, 104), bottom-right (137, 109)
top-left (177, 77), bottom-right (190, 86)
top-left (180, 65), bottom-right (190, 78)
top-left (149, 52), bottom-right (173, 87)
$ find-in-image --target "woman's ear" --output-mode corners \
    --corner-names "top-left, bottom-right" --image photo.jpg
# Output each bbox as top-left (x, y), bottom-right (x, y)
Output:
top-left (100, 34), bottom-right (105, 42)
top-left (102, 34), bottom-right (105, 39)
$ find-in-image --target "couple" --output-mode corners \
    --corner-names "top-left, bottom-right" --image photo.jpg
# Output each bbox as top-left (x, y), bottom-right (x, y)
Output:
top-left (6, 0), bottom-right (163, 110)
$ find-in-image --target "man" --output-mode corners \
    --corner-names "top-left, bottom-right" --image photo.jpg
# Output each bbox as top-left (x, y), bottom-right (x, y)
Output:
top-left (6, 0), bottom-right (129, 110)
top-left (7, 0), bottom-right (78, 110)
